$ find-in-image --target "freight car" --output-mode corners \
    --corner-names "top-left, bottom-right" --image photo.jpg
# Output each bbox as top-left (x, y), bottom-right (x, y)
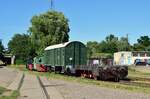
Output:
top-left (26, 41), bottom-right (128, 81)
top-left (44, 41), bottom-right (87, 74)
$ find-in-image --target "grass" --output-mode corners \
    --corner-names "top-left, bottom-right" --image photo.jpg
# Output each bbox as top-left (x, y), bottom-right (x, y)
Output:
top-left (0, 86), bottom-right (19, 99)
top-left (9, 65), bottom-right (150, 94)
top-left (0, 87), bottom-right (6, 95)
top-left (35, 72), bottom-right (150, 94)
top-left (0, 91), bottom-right (19, 99)
top-left (128, 66), bottom-right (150, 79)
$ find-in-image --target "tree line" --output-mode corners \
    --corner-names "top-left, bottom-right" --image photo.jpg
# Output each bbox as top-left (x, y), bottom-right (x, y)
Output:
top-left (1, 10), bottom-right (150, 64)
top-left (87, 35), bottom-right (150, 58)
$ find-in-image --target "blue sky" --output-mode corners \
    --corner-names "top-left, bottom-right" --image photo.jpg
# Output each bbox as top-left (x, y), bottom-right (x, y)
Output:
top-left (0, 0), bottom-right (150, 47)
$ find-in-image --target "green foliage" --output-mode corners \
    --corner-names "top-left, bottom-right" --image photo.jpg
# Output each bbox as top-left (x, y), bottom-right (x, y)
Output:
top-left (104, 34), bottom-right (118, 53)
top-left (117, 37), bottom-right (131, 51)
top-left (137, 36), bottom-right (150, 46)
top-left (0, 90), bottom-right (19, 99)
top-left (15, 59), bottom-right (26, 65)
top-left (29, 11), bottom-right (70, 55)
top-left (87, 34), bottom-right (150, 58)
top-left (0, 40), bottom-right (4, 54)
top-left (0, 40), bottom-right (4, 60)
top-left (87, 41), bottom-right (100, 57)
top-left (106, 34), bottom-right (118, 42)
top-left (91, 53), bottom-right (113, 58)
top-left (146, 46), bottom-right (150, 51)
top-left (0, 87), bottom-right (5, 95)
top-left (133, 36), bottom-right (150, 51)
top-left (87, 34), bottom-right (130, 58)
top-left (8, 34), bottom-right (33, 63)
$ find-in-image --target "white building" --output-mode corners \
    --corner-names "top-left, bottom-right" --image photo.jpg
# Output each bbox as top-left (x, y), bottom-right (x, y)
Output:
top-left (114, 51), bottom-right (150, 65)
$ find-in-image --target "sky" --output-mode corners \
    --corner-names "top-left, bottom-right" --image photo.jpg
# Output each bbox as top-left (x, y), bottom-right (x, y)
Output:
top-left (0, 0), bottom-right (150, 47)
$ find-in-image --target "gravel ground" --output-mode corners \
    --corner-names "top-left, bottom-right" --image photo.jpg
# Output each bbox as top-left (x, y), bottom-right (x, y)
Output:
top-left (0, 66), bottom-right (18, 87)
top-left (48, 79), bottom-right (150, 99)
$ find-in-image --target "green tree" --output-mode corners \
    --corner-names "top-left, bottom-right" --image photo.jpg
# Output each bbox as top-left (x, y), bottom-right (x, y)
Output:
top-left (86, 34), bottom-right (132, 58)
top-left (0, 40), bottom-right (4, 54)
top-left (29, 11), bottom-right (70, 55)
top-left (133, 36), bottom-right (150, 51)
top-left (86, 41), bottom-right (99, 57)
top-left (106, 34), bottom-right (118, 42)
top-left (0, 40), bottom-right (4, 61)
top-left (117, 37), bottom-right (131, 51)
top-left (8, 34), bottom-right (33, 63)
top-left (146, 46), bottom-right (150, 51)
top-left (137, 36), bottom-right (150, 46)
top-left (104, 34), bottom-right (118, 53)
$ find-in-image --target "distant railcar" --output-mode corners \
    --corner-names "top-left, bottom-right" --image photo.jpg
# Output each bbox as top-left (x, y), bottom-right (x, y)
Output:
top-left (33, 56), bottom-right (47, 72)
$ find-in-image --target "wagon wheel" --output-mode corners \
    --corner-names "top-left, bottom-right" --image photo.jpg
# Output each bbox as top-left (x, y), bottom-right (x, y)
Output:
top-left (93, 75), bottom-right (100, 80)
top-left (114, 76), bottom-right (120, 82)
top-left (66, 68), bottom-right (71, 76)
top-left (26, 65), bottom-right (28, 69)
top-left (93, 69), bottom-right (100, 80)
top-left (47, 67), bottom-right (52, 73)
top-left (81, 73), bottom-right (86, 78)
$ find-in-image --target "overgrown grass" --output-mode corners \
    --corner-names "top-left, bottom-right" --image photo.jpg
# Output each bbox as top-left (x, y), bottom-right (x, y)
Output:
top-left (0, 90), bottom-right (19, 99)
top-left (128, 66), bottom-right (150, 79)
top-left (0, 87), bottom-right (6, 95)
top-left (9, 65), bottom-right (150, 94)
top-left (15, 59), bottom-right (26, 65)
top-left (0, 86), bottom-right (19, 99)
top-left (9, 65), bottom-right (28, 71)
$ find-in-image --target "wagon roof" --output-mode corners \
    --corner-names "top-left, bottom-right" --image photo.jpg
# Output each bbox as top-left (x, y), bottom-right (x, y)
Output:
top-left (44, 41), bottom-right (71, 50)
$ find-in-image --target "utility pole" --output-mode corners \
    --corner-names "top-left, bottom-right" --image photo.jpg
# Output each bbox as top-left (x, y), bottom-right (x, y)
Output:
top-left (126, 33), bottom-right (129, 43)
top-left (50, 0), bottom-right (54, 10)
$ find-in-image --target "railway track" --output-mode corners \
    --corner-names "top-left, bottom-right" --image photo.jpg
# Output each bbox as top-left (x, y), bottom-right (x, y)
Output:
top-left (120, 77), bottom-right (150, 88)
top-left (18, 74), bottom-right (49, 99)
top-left (37, 76), bottom-right (50, 99)
top-left (17, 73), bottom-right (25, 90)
top-left (120, 80), bottom-right (150, 88)
top-left (129, 77), bottom-right (150, 82)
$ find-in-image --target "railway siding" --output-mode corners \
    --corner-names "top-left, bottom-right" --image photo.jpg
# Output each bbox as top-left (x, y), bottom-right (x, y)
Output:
top-left (18, 74), bottom-right (47, 99)
top-left (7, 71), bottom-right (24, 90)
top-left (39, 76), bottom-right (64, 99)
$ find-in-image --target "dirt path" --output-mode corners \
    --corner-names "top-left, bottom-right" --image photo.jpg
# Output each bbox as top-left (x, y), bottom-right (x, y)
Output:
top-left (18, 74), bottom-right (47, 99)
top-left (48, 79), bottom-right (150, 99)
top-left (18, 74), bottom-right (64, 99)
top-left (0, 66), bottom-right (18, 87)
top-left (1, 67), bottom-right (150, 99)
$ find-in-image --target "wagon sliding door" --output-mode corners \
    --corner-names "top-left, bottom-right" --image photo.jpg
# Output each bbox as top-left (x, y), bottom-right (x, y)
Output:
top-left (65, 42), bottom-right (81, 67)
top-left (75, 43), bottom-right (80, 66)
top-left (65, 43), bottom-right (74, 67)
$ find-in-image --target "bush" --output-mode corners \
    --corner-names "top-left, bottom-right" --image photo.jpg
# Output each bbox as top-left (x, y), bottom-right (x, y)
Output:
top-left (15, 59), bottom-right (25, 65)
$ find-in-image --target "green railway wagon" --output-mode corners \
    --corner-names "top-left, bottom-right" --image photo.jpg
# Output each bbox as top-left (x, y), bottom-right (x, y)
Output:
top-left (44, 41), bottom-right (87, 74)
